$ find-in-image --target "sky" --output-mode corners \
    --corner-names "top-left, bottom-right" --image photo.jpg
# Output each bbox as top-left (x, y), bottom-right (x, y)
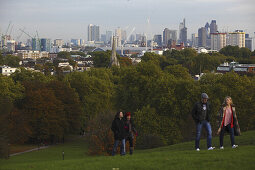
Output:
top-left (0, 0), bottom-right (254, 42)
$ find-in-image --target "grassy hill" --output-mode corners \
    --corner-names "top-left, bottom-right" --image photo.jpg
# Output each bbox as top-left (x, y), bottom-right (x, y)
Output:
top-left (1, 131), bottom-right (255, 170)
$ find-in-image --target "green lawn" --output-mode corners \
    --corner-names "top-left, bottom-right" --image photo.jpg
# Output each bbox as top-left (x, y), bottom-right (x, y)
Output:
top-left (1, 131), bottom-right (255, 170)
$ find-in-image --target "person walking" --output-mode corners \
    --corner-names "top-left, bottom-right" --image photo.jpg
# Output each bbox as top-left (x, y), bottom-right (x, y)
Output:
top-left (217, 96), bottom-right (240, 149)
top-left (111, 111), bottom-right (126, 156)
top-left (192, 93), bottom-right (215, 151)
top-left (124, 112), bottom-right (137, 155)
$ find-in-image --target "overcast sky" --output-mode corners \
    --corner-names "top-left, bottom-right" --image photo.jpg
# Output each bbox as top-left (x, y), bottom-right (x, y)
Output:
top-left (0, 0), bottom-right (254, 42)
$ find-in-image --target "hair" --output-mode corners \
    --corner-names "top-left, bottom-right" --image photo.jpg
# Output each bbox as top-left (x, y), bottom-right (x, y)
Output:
top-left (115, 111), bottom-right (122, 119)
top-left (222, 96), bottom-right (234, 106)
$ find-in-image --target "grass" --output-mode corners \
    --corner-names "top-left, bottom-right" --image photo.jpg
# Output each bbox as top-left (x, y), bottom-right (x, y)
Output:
top-left (1, 131), bottom-right (255, 170)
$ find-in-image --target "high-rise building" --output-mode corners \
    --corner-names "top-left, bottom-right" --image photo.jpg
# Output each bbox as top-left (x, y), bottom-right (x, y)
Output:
top-left (210, 20), bottom-right (218, 34)
top-left (71, 39), bottom-right (80, 46)
top-left (163, 29), bottom-right (177, 46)
top-left (191, 33), bottom-right (198, 47)
top-left (40, 38), bottom-right (51, 52)
top-left (101, 34), bottom-right (106, 43)
top-left (198, 27), bottom-right (207, 47)
top-left (245, 34), bottom-right (253, 51)
top-left (88, 24), bottom-right (100, 42)
top-left (32, 38), bottom-right (40, 51)
top-left (129, 34), bottom-right (135, 42)
top-left (121, 30), bottom-right (127, 42)
top-left (153, 35), bottom-right (162, 47)
top-left (179, 18), bottom-right (187, 46)
top-left (136, 34), bottom-right (142, 41)
top-left (210, 33), bottom-right (227, 51)
top-left (106, 31), bottom-right (113, 44)
top-left (229, 30), bottom-right (245, 48)
top-left (6, 40), bottom-right (15, 52)
top-left (54, 39), bottom-right (64, 47)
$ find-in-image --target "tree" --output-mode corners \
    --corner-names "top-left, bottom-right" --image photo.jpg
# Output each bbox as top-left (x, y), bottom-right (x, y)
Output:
top-left (57, 51), bottom-right (71, 59)
top-left (92, 51), bottom-right (111, 67)
top-left (0, 55), bottom-right (21, 67)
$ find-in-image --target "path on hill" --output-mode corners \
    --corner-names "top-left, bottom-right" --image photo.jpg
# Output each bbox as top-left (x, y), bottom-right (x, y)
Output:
top-left (10, 146), bottom-right (49, 157)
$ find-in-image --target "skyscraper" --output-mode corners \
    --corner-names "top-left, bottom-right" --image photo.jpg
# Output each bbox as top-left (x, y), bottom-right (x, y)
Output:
top-left (40, 38), bottom-right (51, 52)
top-left (198, 27), bottom-right (207, 47)
top-left (210, 20), bottom-right (218, 34)
top-left (163, 29), bottom-right (177, 46)
top-left (229, 30), bottom-right (245, 48)
top-left (106, 31), bottom-right (113, 44)
top-left (153, 34), bottom-right (162, 47)
top-left (191, 33), bottom-right (198, 47)
top-left (88, 24), bottom-right (100, 42)
top-left (179, 18), bottom-right (187, 46)
top-left (32, 38), bottom-right (40, 51)
top-left (115, 27), bottom-right (122, 47)
top-left (211, 33), bottom-right (227, 51)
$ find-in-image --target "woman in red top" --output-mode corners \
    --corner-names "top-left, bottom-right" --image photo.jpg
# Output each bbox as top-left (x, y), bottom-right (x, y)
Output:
top-left (217, 96), bottom-right (241, 149)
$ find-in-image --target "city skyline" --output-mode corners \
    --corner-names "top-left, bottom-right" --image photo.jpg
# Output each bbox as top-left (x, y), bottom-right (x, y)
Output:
top-left (0, 0), bottom-right (254, 42)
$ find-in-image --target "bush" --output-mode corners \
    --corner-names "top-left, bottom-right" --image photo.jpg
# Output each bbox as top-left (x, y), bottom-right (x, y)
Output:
top-left (86, 111), bottom-right (115, 156)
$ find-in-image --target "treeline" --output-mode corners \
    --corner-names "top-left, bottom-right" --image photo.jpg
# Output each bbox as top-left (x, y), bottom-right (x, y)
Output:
top-left (1, 46), bottom-right (255, 157)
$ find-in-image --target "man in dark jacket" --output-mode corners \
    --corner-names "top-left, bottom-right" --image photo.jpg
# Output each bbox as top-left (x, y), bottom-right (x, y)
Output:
top-left (124, 112), bottom-right (137, 155)
top-left (192, 93), bottom-right (215, 151)
top-left (111, 111), bottom-right (126, 156)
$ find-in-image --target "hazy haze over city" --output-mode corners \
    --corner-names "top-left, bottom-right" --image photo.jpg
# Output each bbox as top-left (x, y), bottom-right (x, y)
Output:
top-left (0, 0), bottom-right (254, 41)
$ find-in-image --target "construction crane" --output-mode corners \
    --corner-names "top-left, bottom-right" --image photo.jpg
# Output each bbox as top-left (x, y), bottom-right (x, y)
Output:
top-left (16, 27), bottom-right (26, 42)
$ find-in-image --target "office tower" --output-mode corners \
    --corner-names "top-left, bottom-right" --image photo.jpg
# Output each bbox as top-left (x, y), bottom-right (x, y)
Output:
top-left (88, 24), bottom-right (100, 41)
top-left (32, 38), bottom-right (40, 51)
top-left (163, 29), bottom-right (177, 46)
top-left (153, 34), bottom-right (162, 47)
top-left (179, 18), bottom-right (187, 45)
top-left (101, 34), bottom-right (106, 43)
top-left (106, 31), bottom-right (113, 44)
top-left (71, 39), bottom-right (80, 46)
top-left (210, 33), bottom-right (227, 51)
top-left (136, 34), bottom-right (142, 41)
top-left (210, 20), bottom-right (218, 34)
top-left (54, 39), bottom-right (64, 47)
top-left (198, 27), bottom-right (207, 47)
top-left (129, 34), bottom-right (135, 42)
top-left (245, 34), bottom-right (253, 51)
top-left (41, 38), bottom-right (51, 52)
top-left (229, 30), bottom-right (245, 48)
top-left (191, 33), bottom-right (198, 47)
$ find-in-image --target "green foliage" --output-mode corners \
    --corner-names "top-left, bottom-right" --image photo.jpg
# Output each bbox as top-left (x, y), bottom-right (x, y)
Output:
top-left (0, 54), bottom-right (21, 67)
top-left (92, 51), bottom-right (111, 67)
top-left (220, 45), bottom-right (251, 58)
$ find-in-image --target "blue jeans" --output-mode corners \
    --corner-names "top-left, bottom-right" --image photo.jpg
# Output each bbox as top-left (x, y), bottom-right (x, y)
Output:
top-left (220, 124), bottom-right (235, 147)
top-left (195, 120), bottom-right (212, 149)
top-left (112, 139), bottom-right (125, 156)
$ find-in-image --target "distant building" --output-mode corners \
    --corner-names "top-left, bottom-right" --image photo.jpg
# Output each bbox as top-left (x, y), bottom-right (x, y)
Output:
top-left (179, 18), bottom-right (187, 46)
top-left (210, 20), bottom-right (218, 34)
top-left (105, 31), bottom-right (112, 44)
top-left (32, 38), bottom-right (40, 51)
top-left (191, 33), bottom-right (198, 47)
top-left (7, 40), bottom-right (16, 52)
top-left (17, 50), bottom-right (49, 59)
top-left (229, 30), bottom-right (245, 48)
top-left (88, 24), bottom-right (100, 41)
top-left (129, 34), bottom-right (135, 43)
top-left (217, 62), bottom-right (255, 74)
top-left (198, 27), bottom-right (207, 47)
top-left (136, 34), bottom-right (142, 41)
top-left (170, 41), bottom-right (185, 51)
top-left (210, 33), bottom-right (227, 51)
top-left (245, 34), bottom-right (253, 51)
top-left (100, 34), bottom-right (106, 43)
top-left (71, 39), bottom-right (80, 46)
top-left (40, 38), bottom-right (51, 52)
top-left (0, 65), bottom-right (17, 76)
top-left (163, 28), bottom-right (177, 47)
top-left (54, 39), bottom-right (64, 47)
top-left (153, 35), bottom-right (162, 47)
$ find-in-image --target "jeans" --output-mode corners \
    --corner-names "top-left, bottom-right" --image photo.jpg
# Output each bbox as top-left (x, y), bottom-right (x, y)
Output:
top-left (112, 139), bottom-right (125, 156)
top-left (220, 124), bottom-right (235, 147)
top-left (195, 120), bottom-right (212, 149)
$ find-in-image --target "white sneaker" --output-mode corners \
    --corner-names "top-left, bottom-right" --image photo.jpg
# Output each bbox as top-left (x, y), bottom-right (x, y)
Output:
top-left (220, 146), bottom-right (224, 150)
top-left (196, 148), bottom-right (200, 151)
top-left (232, 145), bottom-right (238, 148)
top-left (208, 147), bottom-right (215, 150)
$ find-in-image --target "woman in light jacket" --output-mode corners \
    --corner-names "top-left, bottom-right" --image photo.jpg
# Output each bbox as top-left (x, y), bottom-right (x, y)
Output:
top-left (217, 96), bottom-right (241, 149)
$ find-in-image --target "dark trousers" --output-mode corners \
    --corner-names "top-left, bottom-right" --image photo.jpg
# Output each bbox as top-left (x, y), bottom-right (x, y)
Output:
top-left (220, 124), bottom-right (235, 147)
top-left (195, 120), bottom-right (212, 149)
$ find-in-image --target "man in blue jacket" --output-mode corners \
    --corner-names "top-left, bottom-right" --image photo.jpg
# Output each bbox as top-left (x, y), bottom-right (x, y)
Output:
top-left (192, 93), bottom-right (215, 151)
